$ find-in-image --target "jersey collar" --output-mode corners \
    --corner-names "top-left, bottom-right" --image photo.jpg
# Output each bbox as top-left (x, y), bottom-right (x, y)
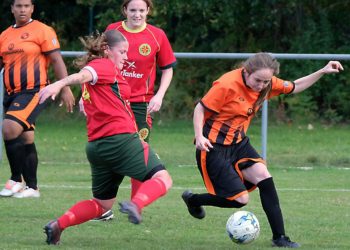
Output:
top-left (122, 20), bottom-right (147, 33)
top-left (13, 19), bottom-right (33, 28)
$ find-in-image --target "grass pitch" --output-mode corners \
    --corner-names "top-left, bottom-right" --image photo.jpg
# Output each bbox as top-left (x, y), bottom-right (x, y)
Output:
top-left (0, 113), bottom-right (349, 249)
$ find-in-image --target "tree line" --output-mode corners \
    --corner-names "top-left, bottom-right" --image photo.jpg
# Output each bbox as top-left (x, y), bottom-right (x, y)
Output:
top-left (1, 0), bottom-right (349, 123)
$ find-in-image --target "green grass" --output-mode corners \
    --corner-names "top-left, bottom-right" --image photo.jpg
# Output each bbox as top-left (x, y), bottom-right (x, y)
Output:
top-left (0, 112), bottom-right (349, 249)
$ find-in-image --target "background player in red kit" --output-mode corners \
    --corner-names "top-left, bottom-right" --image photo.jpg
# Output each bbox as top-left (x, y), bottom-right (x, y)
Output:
top-left (90, 0), bottom-right (176, 221)
top-left (106, 0), bottom-right (176, 142)
top-left (40, 30), bottom-right (172, 245)
top-left (0, 0), bottom-right (75, 198)
top-left (182, 53), bottom-right (343, 248)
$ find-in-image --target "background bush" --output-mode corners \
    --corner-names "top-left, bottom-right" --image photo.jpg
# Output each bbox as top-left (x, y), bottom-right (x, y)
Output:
top-left (1, 0), bottom-right (349, 122)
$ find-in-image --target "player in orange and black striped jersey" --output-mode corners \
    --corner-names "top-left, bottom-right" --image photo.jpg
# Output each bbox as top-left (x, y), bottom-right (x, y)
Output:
top-left (182, 53), bottom-right (343, 248)
top-left (0, 0), bottom-right (75, 198)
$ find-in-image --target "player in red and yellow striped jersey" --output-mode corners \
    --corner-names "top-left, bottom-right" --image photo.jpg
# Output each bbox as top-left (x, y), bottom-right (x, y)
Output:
top-left (182, 53), bottom-right (343, 248)
top-left (0, 0), bottom-right (75, 198)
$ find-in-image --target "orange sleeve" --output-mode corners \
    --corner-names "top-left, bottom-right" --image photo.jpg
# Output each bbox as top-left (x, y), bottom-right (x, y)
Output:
top-left (201, 81), bottom-right (229, 113)
top-left (268, 76), bottom-right (295, 99)
top-left (39, 24), bottom-right (60, 53)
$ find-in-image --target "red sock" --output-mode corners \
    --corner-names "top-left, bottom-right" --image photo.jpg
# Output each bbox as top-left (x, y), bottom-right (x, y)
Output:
top-left (57, 199), bottom-right (104, 230)
top-left (131, 177), bottom-right (167, 211)
top-left (130, 178), bottom-right (142, 199)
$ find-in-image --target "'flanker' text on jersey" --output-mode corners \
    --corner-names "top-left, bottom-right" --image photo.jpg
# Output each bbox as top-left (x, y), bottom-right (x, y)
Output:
top-left (121, 69), bottom-right (144, 79)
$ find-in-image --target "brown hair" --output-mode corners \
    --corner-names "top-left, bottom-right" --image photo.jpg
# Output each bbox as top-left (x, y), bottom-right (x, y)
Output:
top-left (242, 52), bottom-right (280, 112)
top-left (121, 0), bottom-right (153, 17)
top-left (74, 30), bottom-right (127, 69)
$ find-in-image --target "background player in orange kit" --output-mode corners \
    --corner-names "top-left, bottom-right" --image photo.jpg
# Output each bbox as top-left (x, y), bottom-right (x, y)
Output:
top-left (182, 53), bottom-right (343, 248)
top-left (0, 0), bottom-right (75, 198)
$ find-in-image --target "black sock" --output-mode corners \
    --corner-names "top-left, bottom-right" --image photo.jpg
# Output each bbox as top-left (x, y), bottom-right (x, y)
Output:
top-left (189, 193), bottom-right (245, 208)
top-left (4, 137), bottom-right (25, 182)
top-left (22, 143), bottom-right (38, 190)
top-left (257, 177), bottom-right (285, 239)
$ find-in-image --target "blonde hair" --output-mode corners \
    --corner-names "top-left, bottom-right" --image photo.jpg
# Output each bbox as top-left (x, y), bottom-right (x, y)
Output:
top-left (242, 53), bottom-right (280, 112)
top-left (74, 30), bottom-right (127, 69)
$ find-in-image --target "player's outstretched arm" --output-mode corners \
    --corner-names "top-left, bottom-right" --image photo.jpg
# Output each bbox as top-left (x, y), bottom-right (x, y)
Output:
top-left (292, 61), bottom-right (343, 94)
top-left (39, 69), bottom-right (92, 104)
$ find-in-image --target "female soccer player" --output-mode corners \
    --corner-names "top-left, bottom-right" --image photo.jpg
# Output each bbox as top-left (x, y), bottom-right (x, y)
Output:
top-left (182, 53), bottom-right (343, 248)
top-left (106, 0), bottom-right (176, 142)
top-left (0, 0), bottom-right (75, 198)
top-left (90, 0), bottom-right (176, 221)
top-left (40, 30), bottom-right (172, 245)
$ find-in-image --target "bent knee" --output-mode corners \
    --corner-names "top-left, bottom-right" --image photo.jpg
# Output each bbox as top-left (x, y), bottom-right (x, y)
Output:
top-left (235, 193), bottom-right (249, 205)
top-left (152, 169), bottom-right (172, 191)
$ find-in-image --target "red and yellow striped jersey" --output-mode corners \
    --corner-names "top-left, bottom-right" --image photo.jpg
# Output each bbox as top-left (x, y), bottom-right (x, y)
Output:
top-left (201, 68), bottom-right (294, 145)
top-left (0, 20), bottom-right (60, 94)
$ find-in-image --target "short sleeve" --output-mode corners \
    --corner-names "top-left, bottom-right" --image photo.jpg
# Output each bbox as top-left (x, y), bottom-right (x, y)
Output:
top-left (201, 81), bottom-right (229, 114)
top-left (85, 58), bottom-right (116, 85)
top-left (39, 25), bottom-right (61, 53)
top-left (156, 29), bottom-right (176, 69)
top-left (268, 76), bottom-right (295, 99)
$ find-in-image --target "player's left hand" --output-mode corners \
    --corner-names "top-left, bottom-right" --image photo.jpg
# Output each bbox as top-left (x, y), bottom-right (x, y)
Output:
top-left (59, 86), bottom-right (75, 113)
top-left (148, 95), bottom-right (163, 113)
top-left (322, 61), bottom-right (344, 74)
top-left (39, 82), bottom-right (65, 104)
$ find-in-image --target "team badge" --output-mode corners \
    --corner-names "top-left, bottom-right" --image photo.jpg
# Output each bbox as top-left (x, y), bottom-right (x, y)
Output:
top-left (139, 43), bottom-right (151, 56)
top-left (52, 38), bottom-right (57, 46)
top-left (139, 128), bottom-right (149, 140)
top-left (82, 85), bottom-right (91, 103)
top-left (21, 32), bottom-right (29, 39)
top-left (247, 108), bottom-right (253, 115)
top-left (283, 81), bottom-right (290, 87)
top-left (8, 43), bottom-right (14, 50)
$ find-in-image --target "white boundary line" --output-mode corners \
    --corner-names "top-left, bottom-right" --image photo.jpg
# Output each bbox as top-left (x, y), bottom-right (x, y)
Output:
top-left (41, 162), bottom-right (350, 171)
top-left (34, 184), bottom-right (350, 192)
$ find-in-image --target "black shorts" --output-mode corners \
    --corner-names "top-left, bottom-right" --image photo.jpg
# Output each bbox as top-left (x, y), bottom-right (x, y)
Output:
top-left (3, 91), bottom-right (47, 130)
top-left (195, 137), bottom-right (265, 200)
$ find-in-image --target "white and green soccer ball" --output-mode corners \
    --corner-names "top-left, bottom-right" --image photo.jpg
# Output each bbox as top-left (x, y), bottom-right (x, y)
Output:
top-left (226, 210), bottom-right (260, 244)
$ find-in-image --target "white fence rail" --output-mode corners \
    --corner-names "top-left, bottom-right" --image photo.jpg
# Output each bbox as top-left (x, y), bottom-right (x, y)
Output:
top-left (1, 53), bottom-right (349, 161)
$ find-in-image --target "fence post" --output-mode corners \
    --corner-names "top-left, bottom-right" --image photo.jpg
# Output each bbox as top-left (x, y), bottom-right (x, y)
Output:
top-left (0, 69), bottom-right (3, 162)
top-left (261, 100), bottom-right (268, 160)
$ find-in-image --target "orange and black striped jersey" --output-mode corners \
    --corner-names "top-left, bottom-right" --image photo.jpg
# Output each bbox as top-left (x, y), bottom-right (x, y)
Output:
top-left (201, 68), bottom-right (295, 145)
top-left (0, 20), bottom-right (60, 94)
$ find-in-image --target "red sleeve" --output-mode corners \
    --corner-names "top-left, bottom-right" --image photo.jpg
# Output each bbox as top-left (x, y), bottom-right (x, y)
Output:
top-left (268, 76), bottom-right (295, 99)
top-left (156, 29), bottom-right (176, 69)
top-left (87, 59), bottom-right (116, 85)
top-left (200, 81), bottom-right (229, 114)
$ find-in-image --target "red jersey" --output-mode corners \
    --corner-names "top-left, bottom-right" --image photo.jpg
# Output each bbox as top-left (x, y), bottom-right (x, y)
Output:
top-left (81, 58), bottom-right (138, 141)
top-left (201, 68), bottom-right (295, 145)
top-left (0, 20), bottom-right (60, 94)
top-left (106, 21), bottom-right (176, 102)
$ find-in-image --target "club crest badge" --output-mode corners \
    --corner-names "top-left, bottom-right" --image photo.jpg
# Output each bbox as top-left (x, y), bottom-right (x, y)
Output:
top-left (21, 32), bottom-right (29, 39)
top-left (139, 43), bottom-right (151, 56)
top-left (139, 128), bottom-right (149, 140)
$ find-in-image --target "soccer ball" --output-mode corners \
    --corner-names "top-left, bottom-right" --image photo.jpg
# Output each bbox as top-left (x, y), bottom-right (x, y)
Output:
top-left (226, 210), bottom-right (260, 244)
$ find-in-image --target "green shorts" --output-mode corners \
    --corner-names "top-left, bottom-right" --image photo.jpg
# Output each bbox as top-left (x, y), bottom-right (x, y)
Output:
top-left (86, 133), bottom-right (164, 199)
top-left (130, 102), bottom-right (152, 142)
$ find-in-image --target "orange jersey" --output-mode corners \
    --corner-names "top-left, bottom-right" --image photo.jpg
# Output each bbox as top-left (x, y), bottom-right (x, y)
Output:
top-left (0, 20), bottom-right (60, 94)
top-left (201, 68), bottom-right (295, 145)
